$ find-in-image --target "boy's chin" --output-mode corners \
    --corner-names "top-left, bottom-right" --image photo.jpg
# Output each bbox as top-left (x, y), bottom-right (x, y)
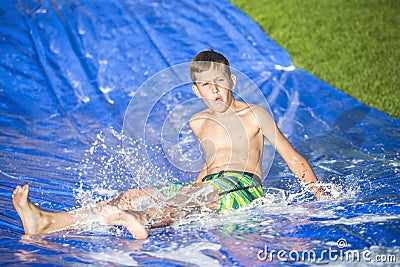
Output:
top-left (209, 104), bottom-right (229, 113)
top-left (204, 99), bottom-right (230, 113)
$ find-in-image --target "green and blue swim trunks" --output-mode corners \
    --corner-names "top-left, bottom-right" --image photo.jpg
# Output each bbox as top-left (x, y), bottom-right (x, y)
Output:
top-left (157, 171), bottom-right (264, 212)
top-left (202, 171), bottom-right (264, 212)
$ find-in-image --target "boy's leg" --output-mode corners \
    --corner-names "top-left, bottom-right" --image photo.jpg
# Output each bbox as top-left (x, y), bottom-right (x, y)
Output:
top-left (96, 183), bottom-right (221, 239)
top-left (12, 184), bottom-right (164, 235)
top-left (106, 187), bottom-right (163, 210)
top-left (12, 185), bottom-right (77, 234)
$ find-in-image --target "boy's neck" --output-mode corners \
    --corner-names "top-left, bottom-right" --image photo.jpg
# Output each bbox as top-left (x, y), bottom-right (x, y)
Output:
top-left (210, 98), bottom-right (240, 116)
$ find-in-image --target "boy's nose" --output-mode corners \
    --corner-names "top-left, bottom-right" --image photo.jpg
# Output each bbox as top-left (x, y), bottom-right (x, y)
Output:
top-left (211, 83), bottom-right (219, 93)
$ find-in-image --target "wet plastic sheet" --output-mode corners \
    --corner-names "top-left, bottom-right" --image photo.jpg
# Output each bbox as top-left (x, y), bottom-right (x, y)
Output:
top-left (1, 0), bottom-right (399, 266)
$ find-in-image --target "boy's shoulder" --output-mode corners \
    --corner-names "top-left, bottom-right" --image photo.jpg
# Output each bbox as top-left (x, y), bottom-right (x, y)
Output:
top-left (237, 102), bottom-right (268, 116)
top-left (189, 108), bottom-right (211, 126)
top-left (235, 100), bottom-right (262, 111)
top-left (189, 109), bottom-right (213, 135)
top-left (190, 108), bottom-right (212, 119)
top-left (248, 103), bottom-right (271, 116)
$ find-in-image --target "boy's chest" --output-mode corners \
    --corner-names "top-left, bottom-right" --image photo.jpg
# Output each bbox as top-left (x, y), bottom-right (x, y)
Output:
top-left (199, 114), bottom-right (260, 145)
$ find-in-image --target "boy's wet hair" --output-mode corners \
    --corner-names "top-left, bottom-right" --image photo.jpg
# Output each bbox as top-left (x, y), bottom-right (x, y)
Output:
top-left (190, 49), bottom-right (231, 83)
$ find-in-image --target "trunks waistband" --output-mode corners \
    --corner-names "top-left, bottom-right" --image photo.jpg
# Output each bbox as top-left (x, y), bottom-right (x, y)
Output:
top-left (202, 170), bottom-right (262, 187)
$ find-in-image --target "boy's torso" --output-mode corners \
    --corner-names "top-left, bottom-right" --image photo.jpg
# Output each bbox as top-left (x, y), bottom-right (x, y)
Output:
top-left (193, 101), bottom-right (264, 178)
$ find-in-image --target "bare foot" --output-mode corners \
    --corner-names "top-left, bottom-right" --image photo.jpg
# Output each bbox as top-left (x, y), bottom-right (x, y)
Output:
top-left (95, 205), bottom-right (149, 240)
top-left (12, 185), bottom-right (49, 234)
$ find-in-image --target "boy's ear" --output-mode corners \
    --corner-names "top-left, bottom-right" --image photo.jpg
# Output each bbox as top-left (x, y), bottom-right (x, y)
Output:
top-left (230, 74), bottom-right (237, 90)
top-left (192, 84), bottom-right (201, 98)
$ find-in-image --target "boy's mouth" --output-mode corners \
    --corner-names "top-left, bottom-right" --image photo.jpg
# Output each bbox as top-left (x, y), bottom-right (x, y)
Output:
top-left (214, 95), bottom-right (223, 102)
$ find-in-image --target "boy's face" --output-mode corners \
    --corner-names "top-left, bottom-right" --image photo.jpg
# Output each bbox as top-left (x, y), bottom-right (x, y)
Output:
top-left (192, 66), bottom-right (236, 113)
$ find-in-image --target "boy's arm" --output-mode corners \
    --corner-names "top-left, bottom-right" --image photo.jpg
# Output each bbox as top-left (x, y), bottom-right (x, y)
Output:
top-left (273, 127), bottom-right (326, 199)
top-left (253, 106), bottom-right (327, 199)
top-left (194, 162), bottom-right (208, 183)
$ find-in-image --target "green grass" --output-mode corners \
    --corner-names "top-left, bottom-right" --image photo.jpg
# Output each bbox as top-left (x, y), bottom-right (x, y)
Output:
top-left (231, 0), bottom-right (400, 118)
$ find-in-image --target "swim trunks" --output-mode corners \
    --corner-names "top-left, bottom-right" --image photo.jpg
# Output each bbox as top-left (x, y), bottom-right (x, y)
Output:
top-left (155, 171), bottom-right (263, 212)
top-left (201, 171), bottom-right (264, 212)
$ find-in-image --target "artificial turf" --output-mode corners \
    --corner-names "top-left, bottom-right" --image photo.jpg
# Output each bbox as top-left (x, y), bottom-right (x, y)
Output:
top-left (231, 0), bottom-right (399, 118)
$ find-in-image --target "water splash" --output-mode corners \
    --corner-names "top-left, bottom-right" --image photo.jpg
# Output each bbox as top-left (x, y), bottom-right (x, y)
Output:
top-left (74, 128), bottom-right (180, 201)
top-left (71, 127), bottom-right (355, 235)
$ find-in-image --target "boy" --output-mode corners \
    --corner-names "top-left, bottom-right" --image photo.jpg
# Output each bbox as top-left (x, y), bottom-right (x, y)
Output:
top-left (12, 50), bottom-right (326, 240)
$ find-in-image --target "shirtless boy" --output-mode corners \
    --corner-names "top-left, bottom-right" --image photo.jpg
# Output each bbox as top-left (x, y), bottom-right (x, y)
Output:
top-left (12, 50), bottom-right (326, 240)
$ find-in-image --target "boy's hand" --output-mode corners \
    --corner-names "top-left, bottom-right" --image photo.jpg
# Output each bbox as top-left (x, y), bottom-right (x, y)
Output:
top-left (305, 182), bottom-right (335, 200)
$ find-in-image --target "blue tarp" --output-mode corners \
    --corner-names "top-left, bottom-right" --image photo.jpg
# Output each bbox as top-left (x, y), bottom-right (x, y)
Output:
top-left (1, 0), bottom-right (399, 266)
